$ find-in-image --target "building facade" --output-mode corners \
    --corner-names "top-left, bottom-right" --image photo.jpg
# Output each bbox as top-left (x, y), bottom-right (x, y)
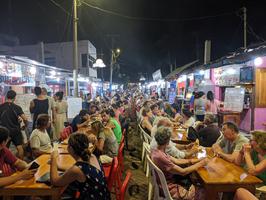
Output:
top-left (0, 40), bottom-right (97, 78)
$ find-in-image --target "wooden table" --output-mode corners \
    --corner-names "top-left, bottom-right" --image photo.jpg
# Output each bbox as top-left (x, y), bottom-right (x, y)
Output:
top-left (171, 127), bottom-right (190, 144)
top-left (0, 154), bottom-right (75, 200)
top-left (196, 148), bottom-right (262, 200)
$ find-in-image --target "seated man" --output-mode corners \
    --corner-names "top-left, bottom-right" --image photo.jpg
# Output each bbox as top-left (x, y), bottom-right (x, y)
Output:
top-left (0, 126), bottom-right (35, 187)
top-left (212, 122), bottom-right (249, 163)
top-left (101, 109), bottom-right (122, 144)
top-left (197, 114), bottom-right (221, 147)
top-left (71, 110), bottom-right (89, 132)
top-left (150, 118), bottom-right (198, 159)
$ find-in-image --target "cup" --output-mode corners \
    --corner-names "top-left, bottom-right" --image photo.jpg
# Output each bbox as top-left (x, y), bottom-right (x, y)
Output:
top-left (53, 142), bottom-right (59, 151)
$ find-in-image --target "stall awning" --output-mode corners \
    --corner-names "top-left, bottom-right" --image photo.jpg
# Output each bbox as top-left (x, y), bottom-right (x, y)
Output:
top-left (165, 60), bottom-right (199, 80)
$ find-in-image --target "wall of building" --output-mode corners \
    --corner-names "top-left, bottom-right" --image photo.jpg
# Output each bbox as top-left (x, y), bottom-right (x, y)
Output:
top-left (0, 40), bottom-right (97, 78)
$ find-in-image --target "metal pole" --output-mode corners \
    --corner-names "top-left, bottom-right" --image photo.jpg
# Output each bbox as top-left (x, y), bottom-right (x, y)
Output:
top-left (40, 41), bottom-right (44, 63)
top-left (243, 7), bottom-right (247, 48)
top-left (109, 51), bottom-right (113, 93)
top-left (73, 0), bottom-right (78, 97)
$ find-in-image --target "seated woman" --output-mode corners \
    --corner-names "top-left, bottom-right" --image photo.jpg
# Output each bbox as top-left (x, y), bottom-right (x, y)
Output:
top-left (0, 126), bottom-right (36, 187)
top-left (181, 109), bottom-right (195, 128)
top-left (30, 114), bottom-right (52, 158)
top-left (140, 107), bottom-right (153, 135)
top-left (71, 110), bottom-right (90, 132)
top-left (164, 102), bottom-right (176, 118)
top-left (50, 133), bottom-right (110, 200)
top-left (90, 120), bottom-right (118, 164)
top-left (151, 126), bottom-right (208, 200)
top-left (197, 114), bottom-right (221, 147)
top-left (235, 130), bottom-right (266, 185)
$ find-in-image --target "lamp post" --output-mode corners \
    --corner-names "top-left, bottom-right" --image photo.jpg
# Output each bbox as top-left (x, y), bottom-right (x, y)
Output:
top-left (73, 0), bottom-right (79, 97)
top-left (109, 48), bottom-right (121, 93)
top-left (93, 58), bottom-right (106, 96)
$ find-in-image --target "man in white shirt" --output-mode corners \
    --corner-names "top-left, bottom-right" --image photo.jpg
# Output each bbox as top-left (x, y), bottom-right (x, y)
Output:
top-left (150, 118), bottom-right (198, 158)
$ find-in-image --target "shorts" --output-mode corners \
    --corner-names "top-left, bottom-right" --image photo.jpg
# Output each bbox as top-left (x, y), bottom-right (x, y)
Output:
top-left (9, 129), bottom-right (23, 146)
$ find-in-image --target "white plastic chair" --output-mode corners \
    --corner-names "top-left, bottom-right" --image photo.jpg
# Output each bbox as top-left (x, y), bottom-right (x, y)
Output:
top-left (146, 154), bottom-right (173, 200)
top-left (139, 124), bottom-right (152, 144)
top-left (143, 142), bottom-right (151, 177)
top-left (256, 186), bottom-right (266, 199)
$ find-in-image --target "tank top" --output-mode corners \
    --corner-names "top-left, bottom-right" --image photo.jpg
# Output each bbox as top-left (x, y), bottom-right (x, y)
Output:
top-left (32, 99), bottom-right (49, 130)
top-left (64, 161), bottom-right (110, 200)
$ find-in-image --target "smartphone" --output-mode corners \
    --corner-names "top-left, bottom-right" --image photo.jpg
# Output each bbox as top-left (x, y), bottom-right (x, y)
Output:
top-left (29, 162), bottom-right (40, 170)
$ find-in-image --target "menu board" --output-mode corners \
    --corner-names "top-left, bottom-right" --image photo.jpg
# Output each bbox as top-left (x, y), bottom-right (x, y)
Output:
top-left (15, 94), bottom-right (35, 121)
top-left (67, 97), bottom-right (82, 119)
top-left (224, 88), bottom-right (245, 112)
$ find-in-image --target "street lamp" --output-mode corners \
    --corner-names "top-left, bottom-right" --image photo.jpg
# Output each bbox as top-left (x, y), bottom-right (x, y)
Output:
top-left (110, 48), bottom-right (121, 93)
top-left (93, 59), bottom-right (106, 68)
top-left (93, 58), bottom-right (106, 96)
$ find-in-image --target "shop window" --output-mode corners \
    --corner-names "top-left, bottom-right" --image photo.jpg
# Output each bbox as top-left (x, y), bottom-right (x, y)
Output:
top-left (81, 54), bottom-right (88, 68)
top-left (45, 57), bottom-right (56, 66)
top-left (88, 55), bottom-right (96, 68)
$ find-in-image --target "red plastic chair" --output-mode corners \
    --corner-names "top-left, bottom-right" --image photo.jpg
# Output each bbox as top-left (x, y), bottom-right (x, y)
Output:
top-left (119, 171), bottom-right (132, 200)
top-left (60, 126), bottom-right (72, 140)
top-left (118, 142), bottom-right (125, 179)
top-left (104, 157), bottom-right (119, 191)
top-left (119, 134), bottom-right (125, 149)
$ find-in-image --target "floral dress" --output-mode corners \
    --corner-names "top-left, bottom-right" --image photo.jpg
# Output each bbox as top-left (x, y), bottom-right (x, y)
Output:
top-left (64, 161), bottom-right (110, 200)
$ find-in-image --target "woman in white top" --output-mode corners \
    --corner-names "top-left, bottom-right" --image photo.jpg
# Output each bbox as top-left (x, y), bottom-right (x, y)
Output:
top-left (30, 114), bottom-right (52, 158)
top-left (54, 91), bottom-right (68, 140)
top-left (181, 109), bottom-right (195, 128)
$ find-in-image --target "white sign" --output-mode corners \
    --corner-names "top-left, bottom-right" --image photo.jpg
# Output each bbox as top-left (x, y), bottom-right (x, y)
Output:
top-left (15, 94), bottom-right (35, 122)
top-left (152, 69), bottom-right (162, 81)
top-left (67, 97), bottom-right (82, 119)
top-left (224, 87), bottom-right (245, 112)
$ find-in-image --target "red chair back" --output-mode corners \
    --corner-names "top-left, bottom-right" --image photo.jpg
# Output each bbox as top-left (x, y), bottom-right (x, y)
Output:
top-left (107, 157), bottom-right (119, 191)
top-left (122, 128), bottom-right (126, 136)
top-left (119, 135), bottom-right (125, 149)
top-left (60, 126), bottom-right (73, 140)
top-left (118, 142), bottom-right (125, 178)
top-left (119, 171), bottom-right (132, 200)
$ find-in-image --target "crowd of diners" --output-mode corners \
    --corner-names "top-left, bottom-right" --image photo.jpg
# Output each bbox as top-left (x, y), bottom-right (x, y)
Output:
top-left (0, 88), bottom-right (131, 199)
top-left (0, 87), bottom-right (266, 199)
top-left (134, 90), bottom-right (266, 200)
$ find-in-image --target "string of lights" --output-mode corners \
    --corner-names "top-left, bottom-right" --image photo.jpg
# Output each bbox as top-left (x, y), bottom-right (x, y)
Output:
top-left (80, 0), bottom-right (235, 22)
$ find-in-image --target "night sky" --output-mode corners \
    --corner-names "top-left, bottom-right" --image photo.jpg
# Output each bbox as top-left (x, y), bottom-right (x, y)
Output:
top-left (0, 0), bottom-right (266, 82)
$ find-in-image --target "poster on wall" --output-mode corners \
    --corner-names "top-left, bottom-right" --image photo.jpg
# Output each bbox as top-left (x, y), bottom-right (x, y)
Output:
top-left (67, 97), bottom-right (82, 119)
top-left (224, 87), bottom-right (245, 112)
top-left (168, 81), bottom-right (176, 104)
top-left (214, 64), bottom-right (241, 86)
top-left (15, 94), bottom-right (35, 122)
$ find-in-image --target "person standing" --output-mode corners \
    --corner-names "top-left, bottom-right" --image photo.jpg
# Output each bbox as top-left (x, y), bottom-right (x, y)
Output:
top-left (0, 90), bottom-right (28, 159)
top-left (194, 91), bottom-right (206, 122)
top-left (41, 87), bottom-right (56, 137)
top-left (30, 87), bottom-right (49, 132)
top-left (206, 91), bottom-right (222, 119)
top-left (54, 91), bottom-right (68, 140)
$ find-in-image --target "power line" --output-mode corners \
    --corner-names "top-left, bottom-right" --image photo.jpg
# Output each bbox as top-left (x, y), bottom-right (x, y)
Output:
top-left (81, 0), bottom-right (235, 22)
top-left (49, 0), bottom-right (71, 16)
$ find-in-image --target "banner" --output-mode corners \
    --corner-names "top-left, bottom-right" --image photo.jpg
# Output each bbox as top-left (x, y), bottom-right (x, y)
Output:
top-left (152, 69), bottom-right (162, 81)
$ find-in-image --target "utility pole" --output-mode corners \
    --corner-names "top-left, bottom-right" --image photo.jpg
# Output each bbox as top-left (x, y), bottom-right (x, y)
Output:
top-left (107, 34), bottom-right (119, 93)
top-left (243, 7), bottom-right (247, 48)
top-left (73, 0), bottom-right (79, 97)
